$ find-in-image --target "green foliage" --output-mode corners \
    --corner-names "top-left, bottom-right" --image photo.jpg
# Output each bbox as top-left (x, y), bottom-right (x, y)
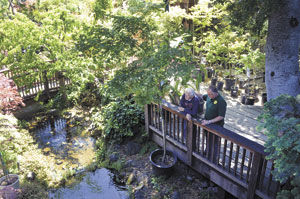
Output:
top-left (102, 159), bottom-right (124, 172)
top-left (76, 12), bottom-right (156, 68)
top-left (258, 94), bottom-right (300, 198)
top-left (151, 176), bottom-right (165, 192)
top-left (97, 98), bottom-right (144, 143)
top-left (95, 137), bottom-right (107, 163)
top-left (0, 150), bottom-right (18, 175)
top-left (19, 182), bottom-right (48, 199)
top-left (240, 48), bottom-right (265, 72)
top-left (93, 0), bottom-right (112, 20)
top-left (169, 80), bottom-right (184, 106)
top-left (212, 0), bottom-right (280, 35)
top-left (109, 45), bottom-right (194, 105)
top-left (0, 0), bottom-right (9, 19)
top-left (0, 0), bottom-right (96, 102)
top-left (189, 2), bottom-right (229, 54)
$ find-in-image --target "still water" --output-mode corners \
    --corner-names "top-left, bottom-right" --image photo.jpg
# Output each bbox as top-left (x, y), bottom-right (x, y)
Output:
top-left (30, 117), bottom-right (128, 199)
top-left (49, 168), bottom-right (128, 199)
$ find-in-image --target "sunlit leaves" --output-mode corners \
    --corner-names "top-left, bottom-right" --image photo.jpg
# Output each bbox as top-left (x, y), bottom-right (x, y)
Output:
top-left (109, 45), bottom-right (194, 105)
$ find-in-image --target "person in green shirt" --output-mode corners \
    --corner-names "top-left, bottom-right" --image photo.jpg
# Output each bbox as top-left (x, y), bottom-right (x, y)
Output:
top-left (201, 85), bottom-right (227, 163)
top-left (201, 85), bottom-right (227, 127)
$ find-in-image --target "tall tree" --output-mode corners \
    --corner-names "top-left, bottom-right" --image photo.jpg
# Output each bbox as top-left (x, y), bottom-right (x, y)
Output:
top-left (213, 0), bottom-right (300, 100)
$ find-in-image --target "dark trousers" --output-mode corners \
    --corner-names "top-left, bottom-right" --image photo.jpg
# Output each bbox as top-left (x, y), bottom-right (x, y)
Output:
top-left (205, 130), bottom-right (220, 164)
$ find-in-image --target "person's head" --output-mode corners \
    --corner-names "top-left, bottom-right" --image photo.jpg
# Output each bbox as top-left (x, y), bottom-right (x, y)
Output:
top-left (184, 88), bottom-right (195, 101)
top-left (207, 85), bottom-right (218, 99)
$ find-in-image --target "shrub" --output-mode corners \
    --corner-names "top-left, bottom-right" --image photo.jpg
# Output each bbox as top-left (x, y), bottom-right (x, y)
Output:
top-left (258, 94), bottom-right (300, 198)
top-left (100, 98), bottom-right (144, 143)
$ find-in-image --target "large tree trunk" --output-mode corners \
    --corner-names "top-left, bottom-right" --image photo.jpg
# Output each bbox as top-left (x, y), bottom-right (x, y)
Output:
top-left (265, 0), bottom-right (300, 100)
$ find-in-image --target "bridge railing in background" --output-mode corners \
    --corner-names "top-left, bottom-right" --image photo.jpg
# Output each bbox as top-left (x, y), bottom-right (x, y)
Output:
top-left (0, 68), bottom-right (70, 100)
top-left (145, 101), bottom-right (280, 199)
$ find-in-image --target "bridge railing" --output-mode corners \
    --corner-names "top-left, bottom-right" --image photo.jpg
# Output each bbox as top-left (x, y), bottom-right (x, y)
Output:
top-left (145, 101), bottom-right (280, 199)
top-left (0, 68), bottom-right (70, 100)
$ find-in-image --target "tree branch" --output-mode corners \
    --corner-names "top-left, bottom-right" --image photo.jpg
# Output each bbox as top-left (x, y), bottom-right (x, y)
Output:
top-left (8, 0), bottom-right (15, 15)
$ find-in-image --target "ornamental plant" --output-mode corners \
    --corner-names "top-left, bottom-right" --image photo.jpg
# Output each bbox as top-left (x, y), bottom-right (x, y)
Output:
top-left (98, 98), bottom-right (144, 144)
top-left (258, 94), bottom-right (300, 198)
top-left (0, 73), bottom-right (24, 114)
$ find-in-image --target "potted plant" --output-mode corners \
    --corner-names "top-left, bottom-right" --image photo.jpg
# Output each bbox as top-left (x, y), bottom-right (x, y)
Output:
top-left (0, 152), bottom-right (19, 190)
top-left (262, 92), bottom-right (267, 105)
top-left (149, 81), bottom-right (178, 177)
top-left (230, 85), bottom-right (239, 98)
top-left (109, 43), bottom-right (194, 178)
top-left (149, 148), bottom-right (177, 177)
top-left (240, 48), bottom-right (265, 105)
top-left (217, 80), bottom-right (224, 91)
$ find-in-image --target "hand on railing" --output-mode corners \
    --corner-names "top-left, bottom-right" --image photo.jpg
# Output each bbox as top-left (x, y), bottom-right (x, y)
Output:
top-left (201, 120), bottom-right (211, 125)
top-left (186, 114), bottom-right (192, 121)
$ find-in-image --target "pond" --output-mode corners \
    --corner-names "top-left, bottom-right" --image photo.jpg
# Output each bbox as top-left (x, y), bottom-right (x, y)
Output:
top-left (49, 168), bottom-right (129, 199)
top-left (29, 115), bottom-right (128, 199)
top-left (30, 116), bottom-right (96, 168)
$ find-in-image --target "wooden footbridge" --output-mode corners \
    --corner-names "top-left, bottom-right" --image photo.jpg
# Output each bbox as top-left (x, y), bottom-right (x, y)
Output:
top-left (145, 99), bottom-right (280, 199)
top-left (0, 68), bottom-right (70, 100)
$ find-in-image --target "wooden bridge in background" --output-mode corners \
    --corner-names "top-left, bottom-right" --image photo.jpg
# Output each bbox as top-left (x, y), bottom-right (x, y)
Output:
top-left (145, 101), bottom-right (280, 199)
top-left (0, 68), bottom-right (70, 100)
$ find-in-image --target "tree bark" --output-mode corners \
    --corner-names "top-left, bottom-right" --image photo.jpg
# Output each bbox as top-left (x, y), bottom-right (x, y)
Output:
top-left (265, 0), bottom-right (300, 100)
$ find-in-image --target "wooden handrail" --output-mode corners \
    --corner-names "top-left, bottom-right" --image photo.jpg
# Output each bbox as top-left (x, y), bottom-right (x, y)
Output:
top-left (161, 100), bottom-right (266, 155)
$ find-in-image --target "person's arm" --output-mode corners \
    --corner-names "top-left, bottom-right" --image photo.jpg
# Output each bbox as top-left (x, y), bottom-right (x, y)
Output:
top-left (202, 99), bottom-right (227, 125)
top-left (182, 97), bottom-right (199, 117)
top-left (202, 116), bottom-right (224, 125)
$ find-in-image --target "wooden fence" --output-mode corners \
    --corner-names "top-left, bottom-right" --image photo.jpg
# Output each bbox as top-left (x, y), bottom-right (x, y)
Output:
top-left (0, 68), bottom-right (70, 100)
top-left (145, 101), bottom-right (280, 199)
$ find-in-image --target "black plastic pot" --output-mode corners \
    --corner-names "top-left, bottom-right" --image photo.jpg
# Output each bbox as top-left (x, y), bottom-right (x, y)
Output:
top-left (201, 72), bottom-right (205, 82)
top-left (217, 81), bottom-right (224, 91)
top-left (262, 93), bottom-right (267, 104)
top-left (225, 78), bottom-right (235, 91)
top-left (245, 97), bottom-right (255, 105)
top-left (149, 149), bottom-right (177, 177)
top-left (230, 86), bottom-right (239, 98)
top-left (241, 95), bottom-right (246, 104)
top-left (211, 78), bottom-right (217, 86)
top-left (206, 68), bottom-right (213, 78)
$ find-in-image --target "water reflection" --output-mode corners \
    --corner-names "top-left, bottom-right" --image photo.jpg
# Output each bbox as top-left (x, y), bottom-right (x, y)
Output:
top-left (49, 168), bottom-right (129, 199)
top-left (31, 117), bottom-right (95, 164)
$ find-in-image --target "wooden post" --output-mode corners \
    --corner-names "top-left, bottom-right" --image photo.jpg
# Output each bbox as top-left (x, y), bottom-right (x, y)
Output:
top-left (57, 71), bottom-right (66, 102)
top-left (187, 121), bottom-right (195, 166)
top-left (247, 152), bottom-right (263, 199)
top-left (43, 70), bottom-right (50, 101)
top-left (145, 104), bottom-right (151, 137)
top-left (57, 71), bottom-right (65, 88)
